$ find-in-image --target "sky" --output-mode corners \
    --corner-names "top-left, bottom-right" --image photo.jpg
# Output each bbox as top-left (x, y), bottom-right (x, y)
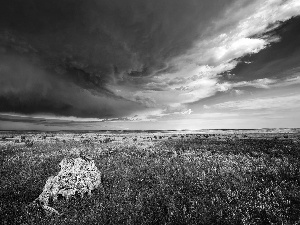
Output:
top-left (0, 0), bottom-right (300, 130)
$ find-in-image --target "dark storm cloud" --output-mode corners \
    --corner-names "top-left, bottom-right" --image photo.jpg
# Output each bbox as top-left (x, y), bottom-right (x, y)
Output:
top-left (0, 114), bottom-right (77, 127)
top-left (0, 54), bottom-right (144, 118)
top-left (0, 0), bottom-right (238, 118)
top-left (224, 16), bottom-right (300, 82)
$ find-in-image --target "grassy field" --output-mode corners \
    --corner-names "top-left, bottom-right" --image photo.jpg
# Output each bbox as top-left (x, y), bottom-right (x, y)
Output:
top-left (1, 130), bottom-right (300, 224)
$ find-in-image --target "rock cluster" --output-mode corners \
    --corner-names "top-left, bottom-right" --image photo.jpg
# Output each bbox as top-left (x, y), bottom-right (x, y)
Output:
top-left (35, 157), bottom-right (102, 214)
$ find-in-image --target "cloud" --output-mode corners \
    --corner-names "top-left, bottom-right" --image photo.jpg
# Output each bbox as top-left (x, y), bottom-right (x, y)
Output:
top-left (0, 54), bottom-right (145, 118)
top-left (210, 94), bottom-right (300, 111)
top-left (216, 78), bottom-right (277, 91)
top-left (1, 0), bottom-right (300, 127)
top-left (181, 109), bottom-right (193, 115)
top-left (0, 113), bottom-right (104, 122)
top-left (0, 0), bottom-right (242, 119)
top-left (216, 72), bottom-right (300, 92)
top-left (228, 14), bottom-right (300, 82)
top-left (109, 0), bottom-right (300, 109)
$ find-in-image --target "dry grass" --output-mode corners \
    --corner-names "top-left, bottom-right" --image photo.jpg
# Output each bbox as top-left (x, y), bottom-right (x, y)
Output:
top-left (1, 131), bottom-right (300, 224)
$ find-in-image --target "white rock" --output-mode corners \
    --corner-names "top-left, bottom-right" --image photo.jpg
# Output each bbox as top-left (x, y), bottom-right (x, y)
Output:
top-left (36, 157), bottom-right (102, 209)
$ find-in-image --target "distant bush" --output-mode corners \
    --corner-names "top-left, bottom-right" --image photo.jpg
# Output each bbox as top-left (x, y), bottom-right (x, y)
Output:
top-left (103, 138), bottom-right (112, 143)
top-left (25, 140), bottom-right (34, 147)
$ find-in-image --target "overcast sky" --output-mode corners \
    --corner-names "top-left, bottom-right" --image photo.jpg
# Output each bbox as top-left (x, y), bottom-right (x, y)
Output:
top-left (1, 0), bottom-right (300, 130)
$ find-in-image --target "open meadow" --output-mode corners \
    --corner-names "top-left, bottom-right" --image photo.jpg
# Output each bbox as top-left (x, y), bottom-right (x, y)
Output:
top-left (1, 130), bottom-right (300, 225)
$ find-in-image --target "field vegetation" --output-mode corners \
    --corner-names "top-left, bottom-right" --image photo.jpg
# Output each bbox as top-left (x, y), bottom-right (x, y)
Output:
top-left (1, 130), bottom-right (300, 224)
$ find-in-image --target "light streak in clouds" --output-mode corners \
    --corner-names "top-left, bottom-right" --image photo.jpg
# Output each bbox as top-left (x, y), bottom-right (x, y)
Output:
top-left (216, 73), bottom-right (300, 92)
top-left (181, 109), bottom-right (193, 115)
top-left (216, 78), bottom-right (277, 92)
top-left (208, 94), bottom-right (300, 111)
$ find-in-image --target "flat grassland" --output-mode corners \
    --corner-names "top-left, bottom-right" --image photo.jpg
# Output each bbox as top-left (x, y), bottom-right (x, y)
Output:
top-left (1, 130), bottom-right (300, 224)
